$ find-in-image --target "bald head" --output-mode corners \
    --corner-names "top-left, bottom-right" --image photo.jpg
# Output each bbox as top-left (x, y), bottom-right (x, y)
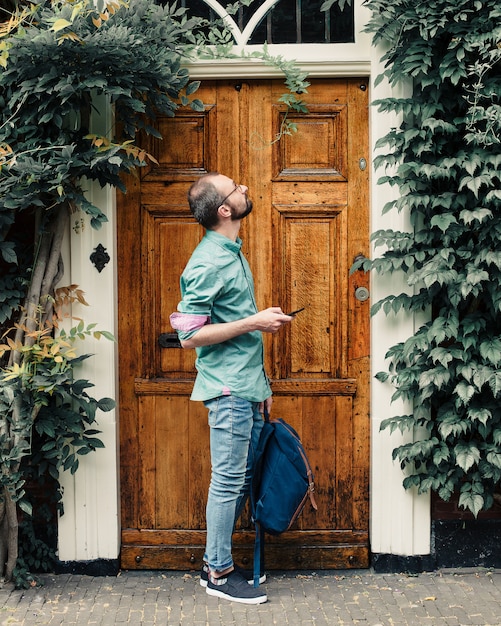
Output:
top-left (187, 173), bottom-right (223, 229)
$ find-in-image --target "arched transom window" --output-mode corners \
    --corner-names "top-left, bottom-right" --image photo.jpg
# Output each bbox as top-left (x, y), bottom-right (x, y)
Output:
top-left (183, 0), bottom-right (354, 46)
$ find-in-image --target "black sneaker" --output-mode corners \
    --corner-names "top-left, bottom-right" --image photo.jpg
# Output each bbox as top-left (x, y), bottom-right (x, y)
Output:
top-left (200, 563), bottom-right (266, 588)
top-left (206, 569), bottom-right (267, 604)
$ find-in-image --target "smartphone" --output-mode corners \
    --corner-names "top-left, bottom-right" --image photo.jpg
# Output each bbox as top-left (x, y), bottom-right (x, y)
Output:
top-left (287, 307), bottom-right (305, 316)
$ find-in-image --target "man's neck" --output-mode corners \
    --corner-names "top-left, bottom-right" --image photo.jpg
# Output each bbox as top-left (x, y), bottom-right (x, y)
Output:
top-left (211, 220), bottom-right (241, 242)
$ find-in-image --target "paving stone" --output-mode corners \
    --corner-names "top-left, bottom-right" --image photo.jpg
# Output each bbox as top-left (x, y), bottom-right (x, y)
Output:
top-left (3, 568), bottom-right (501, 625)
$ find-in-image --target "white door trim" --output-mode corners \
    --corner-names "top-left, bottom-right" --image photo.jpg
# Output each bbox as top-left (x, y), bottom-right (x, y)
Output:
top-left (186, 58), bottom-right (370, 79)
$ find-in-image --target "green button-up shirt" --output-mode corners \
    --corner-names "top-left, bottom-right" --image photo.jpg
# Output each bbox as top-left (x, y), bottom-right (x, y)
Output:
top-left (172, 230), bottom-right (271, 403)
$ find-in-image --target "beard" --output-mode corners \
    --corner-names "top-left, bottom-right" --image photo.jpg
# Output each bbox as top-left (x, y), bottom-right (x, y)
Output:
top-left (230, 198), bottom-right (253, 221)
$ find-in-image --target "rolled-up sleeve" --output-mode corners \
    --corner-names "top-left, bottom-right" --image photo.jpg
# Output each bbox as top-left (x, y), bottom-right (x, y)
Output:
top-left (170, 260), bottom-right (222, 341)
top-left (170, 312), bottom-right (210, 332)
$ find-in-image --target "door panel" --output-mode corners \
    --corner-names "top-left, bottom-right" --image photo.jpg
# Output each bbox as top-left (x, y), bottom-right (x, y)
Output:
top-left (117, 78), bottom-right (370, 570)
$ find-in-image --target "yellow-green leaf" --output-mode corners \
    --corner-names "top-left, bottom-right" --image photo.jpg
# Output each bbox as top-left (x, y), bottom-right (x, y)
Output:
top-left (51, 18), bottom-right (72, 32)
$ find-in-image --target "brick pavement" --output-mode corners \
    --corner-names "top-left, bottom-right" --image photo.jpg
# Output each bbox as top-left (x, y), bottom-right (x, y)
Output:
top-left (1, 568), bottom-right (501, 625)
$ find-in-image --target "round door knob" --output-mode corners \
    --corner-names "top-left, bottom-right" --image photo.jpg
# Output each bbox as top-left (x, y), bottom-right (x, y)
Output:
top-left (355, 286), bottom-right (370, 302)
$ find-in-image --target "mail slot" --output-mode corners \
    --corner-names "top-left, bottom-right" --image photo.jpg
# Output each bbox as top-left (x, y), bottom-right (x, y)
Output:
top-left (158, 333), bottom-right (182, 348)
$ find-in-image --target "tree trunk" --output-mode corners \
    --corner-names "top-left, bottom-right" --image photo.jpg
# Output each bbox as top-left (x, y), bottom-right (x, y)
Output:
top-left (3, 487), bottom-right (19, 582)
top-left (40, 203), bottom-right (69, 324)
top-left (0, 496), bottom-right (6, 579)
top-left (2, 201), bottom-right (70, 580)
top-left (9, 202), bottom-right (70, 365)
top-left (0, 486), bottom-right (19, 582)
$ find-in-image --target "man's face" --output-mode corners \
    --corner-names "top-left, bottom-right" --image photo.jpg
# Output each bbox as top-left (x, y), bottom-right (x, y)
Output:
top-left (217, 175), bottom-right (253, 221)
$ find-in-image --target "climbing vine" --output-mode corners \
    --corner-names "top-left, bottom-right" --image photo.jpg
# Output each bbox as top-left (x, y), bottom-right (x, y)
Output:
top-left (361, 0), bottom-right (501, 515)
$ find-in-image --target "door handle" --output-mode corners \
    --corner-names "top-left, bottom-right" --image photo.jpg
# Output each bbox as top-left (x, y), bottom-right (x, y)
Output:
top-left (158, 333), bottom-right (182, 348)
top-left (355, 287), bottom-right (370, 302)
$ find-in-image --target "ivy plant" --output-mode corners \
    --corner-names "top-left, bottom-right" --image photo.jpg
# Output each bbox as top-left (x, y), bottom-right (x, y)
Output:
top-left (360, 0), bottom-right (501, 516)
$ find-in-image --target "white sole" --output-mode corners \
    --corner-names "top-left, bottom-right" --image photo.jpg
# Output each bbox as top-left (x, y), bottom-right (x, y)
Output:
top-left (205, 586), bottom-right (268, 604)
top-left (200, 573), bottom-right (266, 588)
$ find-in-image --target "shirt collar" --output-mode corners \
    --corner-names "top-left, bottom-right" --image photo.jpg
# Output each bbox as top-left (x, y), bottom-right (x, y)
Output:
top-left (204, 229), bottom-right (242, 255)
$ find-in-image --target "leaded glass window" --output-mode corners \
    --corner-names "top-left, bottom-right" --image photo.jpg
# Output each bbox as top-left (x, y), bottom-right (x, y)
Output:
top-left (180, 0), bottom-right (354, 45)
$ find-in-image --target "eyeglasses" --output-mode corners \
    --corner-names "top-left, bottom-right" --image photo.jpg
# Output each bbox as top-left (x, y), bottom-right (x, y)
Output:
top-left (219, 183), bottom-right (244, 207)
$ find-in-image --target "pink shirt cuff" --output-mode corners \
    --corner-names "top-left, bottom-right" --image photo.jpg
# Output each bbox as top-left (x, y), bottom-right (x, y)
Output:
top-left (170, 312), bottom-right (211, 332)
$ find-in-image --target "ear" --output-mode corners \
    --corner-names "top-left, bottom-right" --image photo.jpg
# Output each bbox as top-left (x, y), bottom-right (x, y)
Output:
top-left (217, 204), bottom-right (231, 219)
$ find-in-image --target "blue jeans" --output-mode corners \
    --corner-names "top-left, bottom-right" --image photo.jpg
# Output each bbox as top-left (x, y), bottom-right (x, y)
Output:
top-left (203, 395), bottom-right (264, 572)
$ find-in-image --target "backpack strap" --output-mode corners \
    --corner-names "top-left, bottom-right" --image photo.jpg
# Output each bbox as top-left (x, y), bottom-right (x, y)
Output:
top-left (297, 445), bottom-right (318, 511)
top-left (253, 406), bottom-right (271, 587)
top-left (253, 522), bottom-right (265, 587)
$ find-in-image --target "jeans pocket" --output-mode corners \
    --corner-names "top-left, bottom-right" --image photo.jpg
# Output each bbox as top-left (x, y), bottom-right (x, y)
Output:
top-left (204, 396), bottom-right (221, 428)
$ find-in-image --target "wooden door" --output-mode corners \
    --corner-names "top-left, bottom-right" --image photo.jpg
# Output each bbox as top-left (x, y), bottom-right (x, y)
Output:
top-left (117, 78), bottom-right (370, 570)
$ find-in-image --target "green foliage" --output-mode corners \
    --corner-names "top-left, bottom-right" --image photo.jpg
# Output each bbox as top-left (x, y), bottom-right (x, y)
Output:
top-left (0, 313), bottom-right (114, 507)
top-left (0, 0), bottom-right (204, 236)
top-left (14, 509), bottom-right (57, 589)
top-left (0, 270), bottom-right (25, 324)
top-left (365, 0), bottom-right (501, 516)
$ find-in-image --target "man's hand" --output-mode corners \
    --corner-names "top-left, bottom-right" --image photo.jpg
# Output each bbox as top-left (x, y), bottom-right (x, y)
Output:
top-left (249, 307), bottom-right (293, 334)
top-left (258, 395), bottom-right (273, 416)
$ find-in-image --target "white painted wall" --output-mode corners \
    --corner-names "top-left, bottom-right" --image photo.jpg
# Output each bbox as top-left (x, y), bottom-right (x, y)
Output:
top-left (368, 39), bottom-right (431, 557)
top-left (369, 92), bottom-right (431, 558)
top-left (57, 0), bottom-right (430, 563)
top-left (58, 94), bottom-right (120, 562)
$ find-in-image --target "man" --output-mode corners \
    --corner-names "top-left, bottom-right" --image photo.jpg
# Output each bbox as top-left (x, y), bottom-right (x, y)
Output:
top-left (170, 172), bottom-right (292, 604)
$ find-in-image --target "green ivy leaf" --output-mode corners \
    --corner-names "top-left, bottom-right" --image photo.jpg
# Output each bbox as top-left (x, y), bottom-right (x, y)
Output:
top-left (489, 372), bottom-right (501, 398)
top-left (459, 207), bottom-right (492, 225)
top-left (419, 366), bottom-right (450, 391)
top-left (18, 499), bottom-right (33, 516)
top-left (458, 491), bottom-right (484, 517)
top-left (0, 242), bottom-right (18, 264)
top-left (472, 365), bottom-right (494, 390)
top-left (468, 407), bottom-right (491, 425)
top-left (190, 99), bottom-right (205, 112)
top-left (433, 442), bottom-right (450, 465)
top-left (458, 174), bottom-right (493, 198)
top-left (97, 397), bottom-right (115, 412)
top-left (479, 338), bottom-right (501, 366)
top-left (380, 415), bottom-right (415, 434)
top-left (186, 81), bottom-right (200, 95)
top-left (438, 414), bottom-right (470, 439)
top-left (486, 451), bottom-right (501, 469)
top-left (493, 429), bottom-right (501, 446)
top-left (429, 347), bottom-right (454, 367)
top-left (454, 381), bottom-right (476, 406)
top-left (454, 442), bottom-right (480, 472)
top-left (430, 213), bottom-right (457, 232)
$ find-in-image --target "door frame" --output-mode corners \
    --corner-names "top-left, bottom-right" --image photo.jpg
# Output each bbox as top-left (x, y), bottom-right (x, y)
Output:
top-left (57, 26), bottom-right (432, 565)
top-left (116, 66), bottom-right (370, 568)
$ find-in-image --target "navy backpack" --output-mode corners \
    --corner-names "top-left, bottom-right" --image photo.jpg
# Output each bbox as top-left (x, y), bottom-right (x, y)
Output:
top-left (250, 409), bottom-right (318, 586)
